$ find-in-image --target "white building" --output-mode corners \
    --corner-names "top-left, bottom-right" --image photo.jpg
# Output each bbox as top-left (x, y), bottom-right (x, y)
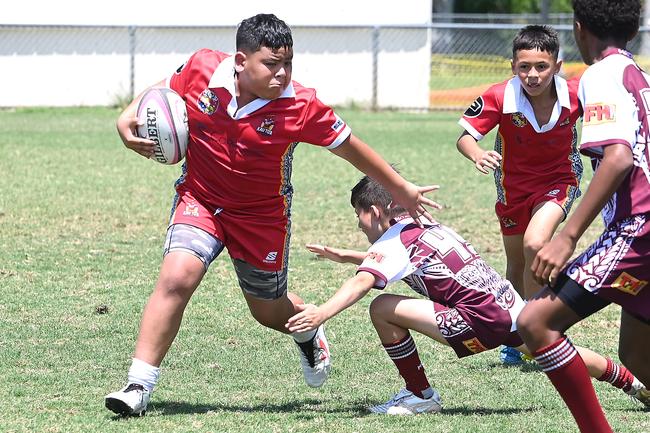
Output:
top-left (1, 0), bottom-right (432, 108)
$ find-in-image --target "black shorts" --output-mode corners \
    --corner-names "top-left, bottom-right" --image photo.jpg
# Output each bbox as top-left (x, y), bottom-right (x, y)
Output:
top-left (551, 273), bottom-right (650, 324)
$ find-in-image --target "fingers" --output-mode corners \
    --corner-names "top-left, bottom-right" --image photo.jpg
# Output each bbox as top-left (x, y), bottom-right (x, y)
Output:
top-left (305, 244), bottom-right (325, 254)
top-left (418, 184), bottom-right (440, 193)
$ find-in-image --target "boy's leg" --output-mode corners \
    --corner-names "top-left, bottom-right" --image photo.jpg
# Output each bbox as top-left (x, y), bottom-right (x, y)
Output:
top-left (234, 259), bottom-right (330, 388)
top-left (502, 234), bottom-right (525, 298)
top-left (517, 283), bottom-right (613, 433)
top-left (618, 310), bottom-right (650, 406)
top-left (523, 201), bottom-right (565, 299)
top-left (105, 223), bottom-right (221, 416)
top-left (368, 294), bottom-right (443, 415)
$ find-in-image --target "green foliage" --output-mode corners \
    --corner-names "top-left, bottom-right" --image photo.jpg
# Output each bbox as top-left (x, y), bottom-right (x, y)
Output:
top-left (0, 108), bottom-right (647, 433)
top-left (454, 0), bottom-right (572, 13)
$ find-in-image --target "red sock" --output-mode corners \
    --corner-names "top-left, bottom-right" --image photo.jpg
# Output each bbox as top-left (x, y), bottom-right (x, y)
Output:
top-left (383, 334), bottom-right (431, 398)
top-left (534, 336), bottom-right (612, 433)
top-left (597, 357), bottom-right (635, 392)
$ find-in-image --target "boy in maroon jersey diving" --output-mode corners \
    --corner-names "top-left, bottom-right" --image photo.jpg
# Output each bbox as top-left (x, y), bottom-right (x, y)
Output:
top-left (105, 13), bottom-right (438, 416)
top-left (286, 175), bottom-right (648, 415)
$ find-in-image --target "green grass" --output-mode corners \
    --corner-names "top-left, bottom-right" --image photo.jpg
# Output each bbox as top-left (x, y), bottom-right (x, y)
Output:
top-left (0, 107), bottom-right (648, 433)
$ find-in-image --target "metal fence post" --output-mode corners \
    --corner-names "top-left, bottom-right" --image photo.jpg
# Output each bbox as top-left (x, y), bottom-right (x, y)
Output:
top-left (372, 25), bottom-right (379, 111)
top-left (129, 25), bottom-right (136, 100)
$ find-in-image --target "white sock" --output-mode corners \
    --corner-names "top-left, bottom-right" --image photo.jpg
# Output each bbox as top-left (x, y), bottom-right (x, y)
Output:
top-left (127, 358), bottom-right (160, 393)
top-left (292, 328), bottom-right (317, 343)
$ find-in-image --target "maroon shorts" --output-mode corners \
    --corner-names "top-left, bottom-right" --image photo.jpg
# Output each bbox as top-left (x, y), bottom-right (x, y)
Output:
top-left (496, 183), bottom-right (579, 235)
top-left (433, 302), bottom-right (524, 358)
top-left (169, 190), bottom-right (290, 271)
top-left (564, 214), bottom-right (650, 321)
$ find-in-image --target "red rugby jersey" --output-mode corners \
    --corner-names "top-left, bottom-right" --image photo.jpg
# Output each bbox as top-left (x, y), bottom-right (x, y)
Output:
top-left (167, 49), bottom-right (351, 215)
top-left (459, 76), bottom-right (582, 205)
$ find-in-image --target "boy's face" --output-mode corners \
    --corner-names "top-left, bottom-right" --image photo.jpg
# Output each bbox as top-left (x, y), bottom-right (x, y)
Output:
top-left (511, 49), bottom-right (562, 98)
top-left (235, 46), bottom-right (293, 100)
top-left (355, 206), bottom-right (384, 244)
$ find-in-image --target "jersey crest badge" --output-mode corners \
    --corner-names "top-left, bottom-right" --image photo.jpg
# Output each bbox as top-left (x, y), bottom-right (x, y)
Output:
top-left (583, 104), bottom-right (616, 125)
top-left (559, 116), bottom-right (571, 127)
top-left (464, 96), bottom-right (484, 118)
top-left (256, 117), bottom-right (275, 136)
top-left (197, 89), bottom-right (219, 115)
top-left (612, 272), bottom-right (647, 296)
top-left (511, 112), bottom-right (527, 128)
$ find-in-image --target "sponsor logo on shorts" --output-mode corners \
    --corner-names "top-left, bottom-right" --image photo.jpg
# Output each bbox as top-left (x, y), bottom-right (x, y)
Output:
top-left (197, 89), bottom-right (219, 115)
top-left (183, 203), bottom-right (199, 217)
top-left (462, 337), bottom-right (488, 354)
top-left (612, 272), bottom-right (647, 296)
top-left (263, 251), bottom-right (278, 263)
top-left (367, 252), bottom-right (385, 263)
top-left (546, 189), bottom-right (560, 197)
top-left (331, 115), bottom-right (344, 132)
top-left (464, 96), bottom-right (484, 118)
top-left (256, 117), bottom-right (275, 136)
top-left (501, 217), bottom-right (517, 228)
top-left (584, 104), bottom-right (616, 125)
top-left (511, 112), bottom-right (527, 127)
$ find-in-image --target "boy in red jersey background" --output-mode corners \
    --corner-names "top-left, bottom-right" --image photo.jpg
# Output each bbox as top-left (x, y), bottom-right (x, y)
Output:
top-left (518, 1), bottom-right (650, 432)
top-left (457, 25), bottom-right (582, 364)
top-left (105, 13), bottom-right (438, 416)
top-left (285, 175), bottom-right (648, 415)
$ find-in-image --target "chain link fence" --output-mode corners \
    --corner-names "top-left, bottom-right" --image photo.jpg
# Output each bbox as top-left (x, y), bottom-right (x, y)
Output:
top-left (2, 22), bottom-right (650, 110)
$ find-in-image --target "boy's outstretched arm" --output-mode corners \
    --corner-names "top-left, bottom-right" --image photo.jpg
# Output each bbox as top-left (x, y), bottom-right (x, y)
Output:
top-left (532, 143), bottom-right (633, 286)
top-left (116, 79), bottom-right (166, 159)
top-left (330, 134), bottom-right (440, 224)
top-left (456, 130), bottom-right (502, 174)
top-left (285, 271), bottom-right (376, 333)
top-left (306, 244), bottom-right (367, 265)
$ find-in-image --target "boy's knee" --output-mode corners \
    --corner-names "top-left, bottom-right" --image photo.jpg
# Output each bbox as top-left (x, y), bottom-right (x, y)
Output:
top-left (369, 294), bottom-right (391, 319)
top-left (523, 236), bottom-right (546, 258)
top-left (516, 306), bottom-right (539, 341)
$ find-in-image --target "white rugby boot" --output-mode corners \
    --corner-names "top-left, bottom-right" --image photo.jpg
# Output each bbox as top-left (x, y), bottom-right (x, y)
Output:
top-left (294, 325), bottom-right (331, 388)
top-left (105, 383), bottom-right (151, 416)
top-left (627, 378), bottom-right (650, 408)
top-left (369, 388), bottom-right (443, 415)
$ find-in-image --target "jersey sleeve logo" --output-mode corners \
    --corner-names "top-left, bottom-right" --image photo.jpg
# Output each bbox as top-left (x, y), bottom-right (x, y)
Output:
top-left (331, 115), bottom-right (345, 132)
top-left (367, 252), bottom-right (385, 263)
top-left (463, 96), bottom-right (484, 118)
top-left (175, 62), bottom-right (186, 75)
top-left (583, 104), bottom-right (616, 125)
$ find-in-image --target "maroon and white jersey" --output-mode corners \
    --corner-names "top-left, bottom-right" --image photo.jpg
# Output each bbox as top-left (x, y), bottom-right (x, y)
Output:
top-left (358, 216), bottom-right (525, 339)
top-left (167, 49), bottom-right (351, 215)
top-left (578, 49), bottom-right (650, 226)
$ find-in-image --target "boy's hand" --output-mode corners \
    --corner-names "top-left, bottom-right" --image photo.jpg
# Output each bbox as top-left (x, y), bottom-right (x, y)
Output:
top-left (531, 232), bottom-right (576, 286)
top-left (116, 114), bottom-right (155, 158)
top-left (475, 150), bottom-right (502, 174)
top-left (286, 304), bottom-right (325, 333)
top-left (392, 182), bottom-right (441, 226)
top-left (306, 244), bottom-right (368, 265)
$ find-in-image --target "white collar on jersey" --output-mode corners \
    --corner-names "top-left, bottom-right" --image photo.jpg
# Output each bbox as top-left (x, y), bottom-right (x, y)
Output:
top-left (207, 55), bottom-right (296, 120)
top-left (502, 75), bottom-right (571, 133)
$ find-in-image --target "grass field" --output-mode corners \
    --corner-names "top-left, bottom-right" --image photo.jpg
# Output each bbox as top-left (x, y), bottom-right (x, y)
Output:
top-left (0, 107), bottom-right (648, 433)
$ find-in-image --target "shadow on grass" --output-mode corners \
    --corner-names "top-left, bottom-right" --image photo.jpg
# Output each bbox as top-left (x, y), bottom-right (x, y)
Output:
top-left (110, 398), bottom-right (370, 419)
top-left (439, 405), bottom-right (535, 416)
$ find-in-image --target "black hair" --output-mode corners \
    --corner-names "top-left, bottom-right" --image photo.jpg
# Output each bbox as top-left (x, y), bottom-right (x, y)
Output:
top-left (350, 175), bottom-right (407, 219)
top-left (512, 25), bottom-right (560, 60)
top-left (572, 0), bottom-right (640, 42)
top-left (236, 14), bottom-right (293, 53)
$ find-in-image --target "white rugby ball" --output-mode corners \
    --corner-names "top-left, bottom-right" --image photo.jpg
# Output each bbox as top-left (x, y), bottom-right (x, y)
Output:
top-left (136, 87), bottom-right (188, 165)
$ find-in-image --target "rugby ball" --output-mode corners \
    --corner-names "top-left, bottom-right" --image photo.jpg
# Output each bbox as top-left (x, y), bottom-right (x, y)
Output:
top-left (136, 87), bottom-right (188, 165)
